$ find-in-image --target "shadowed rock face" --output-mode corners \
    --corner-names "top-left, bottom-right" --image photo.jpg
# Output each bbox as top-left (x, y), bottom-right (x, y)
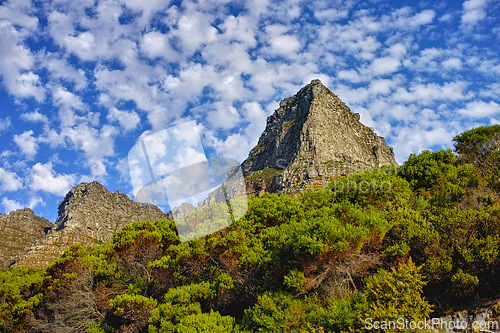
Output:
top-left (240, 79), bottom-right (398, 194)
top-left (0, 209), bottom-right (54, 268)
top-left (11, 181), bottom-right (165, 269)
top-left (198, 80), bottom-right (398, 208)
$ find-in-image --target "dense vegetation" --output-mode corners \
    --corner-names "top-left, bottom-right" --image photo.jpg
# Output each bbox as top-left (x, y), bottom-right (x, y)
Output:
top-left (1, 126), bottom-right (499, 332)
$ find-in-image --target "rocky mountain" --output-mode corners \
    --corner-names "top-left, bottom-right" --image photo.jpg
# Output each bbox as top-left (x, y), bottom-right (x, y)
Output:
top-left (11, 181), bottom-right (165, 269)
top-left (6, 79), bottom-right (398, 268)
top-left (0, 209), bottom-right (54, 268)
top-left (202, 79), bottom-right (397, 206)
top-left (242, 79), bottom-right (397, 194)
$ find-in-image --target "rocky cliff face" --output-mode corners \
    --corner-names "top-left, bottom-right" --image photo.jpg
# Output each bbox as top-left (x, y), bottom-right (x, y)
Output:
top-left (11, 182), bottom-right (165, 269)
top-left (200, 79), bottom-right (398, 206)
top-left (241, 79), bottom-right (397, 194)
top-left (0, 209), bottom-right (54, 268)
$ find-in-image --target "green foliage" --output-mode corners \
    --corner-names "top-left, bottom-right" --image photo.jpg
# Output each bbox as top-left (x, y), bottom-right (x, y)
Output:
top-left (0, 268), bottom-right (44, 332)
top-left (242, 292), bottom-right (317, 332)
top-left (283, 269), bottom-right (306, 294)
top-left (402, 149), bottom-right (458, 191)
top-left (453, 124), bottom-right (500, 171)
top-left (363, 259), bottom-right (432, 322)
top-left (330, 166), bottom-right (412, 209)
top-left (450, 270), bottom-right (479, 297)
top-left (174, 310), bottom-right (236, 332)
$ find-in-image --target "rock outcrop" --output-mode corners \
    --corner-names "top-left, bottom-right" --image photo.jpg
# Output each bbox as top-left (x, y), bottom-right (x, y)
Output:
top-left (200, 79), bottom-right (398, 204)
top-left (0, 209), bottom-right (54, 268)
top-left (241, 79), bottom-right (397, 194)
top-left (11, 182), bottom-right (165, 269)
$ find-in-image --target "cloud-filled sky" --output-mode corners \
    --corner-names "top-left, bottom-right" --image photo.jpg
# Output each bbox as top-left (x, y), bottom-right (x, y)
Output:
top-left (0, 0), bottom-right (498, 220)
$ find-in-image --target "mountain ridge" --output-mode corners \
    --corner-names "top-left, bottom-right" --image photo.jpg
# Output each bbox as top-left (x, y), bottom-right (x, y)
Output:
top-left (4, 79), bottom-right (398, 268)
top-left (10, 181), bottom-right (165, 269)
top-left (201, 79), bottom-right (397, 206)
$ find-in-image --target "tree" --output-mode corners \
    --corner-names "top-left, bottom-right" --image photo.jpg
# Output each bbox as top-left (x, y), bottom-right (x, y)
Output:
top-left (453, 125), bottom-right (500, 191)
top-left (363, 258), bottom-right (432, 324)
top-left (453, 125), bottom-right (500, 170)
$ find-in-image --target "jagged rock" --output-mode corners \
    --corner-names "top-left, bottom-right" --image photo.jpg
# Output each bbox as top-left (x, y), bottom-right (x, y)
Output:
top-left (165, 202), bottom-right (196, 221)
top-left (0, 208), bottom-right (54, 268)
top-left (11, 181), bottom-right (165, 269)
top-left (241, 79), bottom-right (398, 194)
top-left (198, 80), bottom-right (397, 207)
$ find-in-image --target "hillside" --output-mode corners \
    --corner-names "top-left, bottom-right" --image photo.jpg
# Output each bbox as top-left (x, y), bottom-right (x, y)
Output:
top-left (0, 125), bottom-right (498, 332)
top-left (0, 209), bottom-right (53, 269)
top-left (11, 182), bottom-right (165, 269)
top-left (241, 79), bottom-right (397, 194)
top-left (0, 80), bottom-right (498, 332)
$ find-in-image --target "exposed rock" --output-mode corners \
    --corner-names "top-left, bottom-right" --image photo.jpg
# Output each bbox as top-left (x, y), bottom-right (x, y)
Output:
top-left (165, 202), bottom-right (196, 221)
top-left (200, 79), bottom-right (398, 204)
top-left (241, 79), bottom-right (397, 194)
top-left (435, 299), bottom-right (500, 332)
top-left (0, 209), bottom-right (54, 268)
top-left (11, 181), bottom-right (165, 269)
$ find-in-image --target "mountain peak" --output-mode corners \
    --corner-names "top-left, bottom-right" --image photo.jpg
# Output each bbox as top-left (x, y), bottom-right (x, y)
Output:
top-left (241, 79), bottom-right (397, 194)
top-left (0, 208), bottom-right (53, 268)
top-left (12, 181), bottom-right (165, 269)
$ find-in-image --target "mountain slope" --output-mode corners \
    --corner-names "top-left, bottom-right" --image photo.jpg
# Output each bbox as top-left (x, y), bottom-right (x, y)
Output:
top-left (11, 182), bottom-right (165, 269)
top-left (202, 79), bottom-right (397, 207)
top-left (242, 79), bottom-right (397, 194)
top-left (0, 209), bottom-right (54, 268)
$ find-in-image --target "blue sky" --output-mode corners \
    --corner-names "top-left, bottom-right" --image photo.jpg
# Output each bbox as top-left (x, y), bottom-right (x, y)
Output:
top-left (0, 0), bottom-right (498, 221)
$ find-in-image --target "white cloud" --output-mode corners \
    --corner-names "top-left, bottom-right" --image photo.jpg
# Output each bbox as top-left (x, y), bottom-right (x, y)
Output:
top-left (52, 86), bottom-right (89, 127)
top-left (266, 25), bottom-right (301, 55)
top-left (372, 57), bottom-right (401, 76)
top-left (314, 7), bottom-right (349, 22)
top-left (459, 101), bottom-right (500, 118)
top-left (219, 15), bottom-right (257, 47)
top-left (369, 79), bottom-right (398, 95)
top-left (107, 108), bottom-right (141, 132)
top-left (0, 21), bottom-right (45, 101)
top-left (121, 0), bottom-right (167, 26)
top-left (63, 124), bottom-right (117, 160)
top-left (247, 0), bottom-right (270, 18)
top-left (461, 0), bottom-right (491, 26)
top-left (442, 57), bottom-right (463, 70)
top-left (408, 9), bottom-right (436, 27)
top-left (0, 167), bottom-right (22, 192)
top-left (141, 31), bottom-right (178, 60)
top-left (13, 130), bottom-right (38, 159)
top-left (391, 125), bottom-right (452, 162)
top-left (173, 10), bottom-right (218, 56)
top-left (29, 162), bottom-right (76, 195)
top-left (0, 117), bottom-right (11, 132)
top-left (21, 111), bottom-right (49, 124)
top-left (53, 86), bottom-right (85, 111)
top-left (206, 104), bottom-right (242, 129)
top-left (28, 195), bottom-right (45, 209)
top-left (338, 69), bottom-right (364, 83)
top-left (41, 54), bottom-right (87, 90)
top-left (392, 81), bottom-right (471, 105)
top-left (2, 197), bottom-right (23, 213)
top-left (0, 2), bottom-right (38, 30)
